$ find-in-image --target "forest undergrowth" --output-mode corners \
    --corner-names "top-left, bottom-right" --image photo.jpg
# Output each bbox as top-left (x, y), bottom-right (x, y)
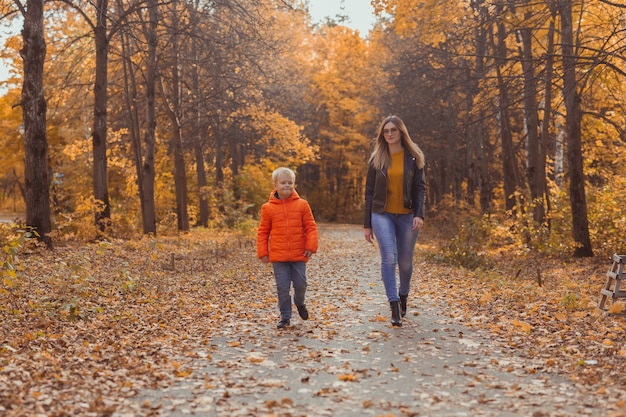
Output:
top-left (0, 222), bottom-right (625, 416)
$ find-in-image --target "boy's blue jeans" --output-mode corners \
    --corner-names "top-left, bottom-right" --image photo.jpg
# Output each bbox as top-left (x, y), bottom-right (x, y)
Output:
top-left (371, 212), bottom-right (419, 302)
top-left (273, 262), bottom-right (307, 321)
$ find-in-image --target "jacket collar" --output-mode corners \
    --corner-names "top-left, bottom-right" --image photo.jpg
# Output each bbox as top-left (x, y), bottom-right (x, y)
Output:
top-left (270, 189), bottom-right (300, 203)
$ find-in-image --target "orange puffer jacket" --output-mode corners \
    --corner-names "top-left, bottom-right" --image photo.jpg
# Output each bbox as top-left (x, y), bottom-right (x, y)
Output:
top-left (257, 190), bottom-right (318, 263)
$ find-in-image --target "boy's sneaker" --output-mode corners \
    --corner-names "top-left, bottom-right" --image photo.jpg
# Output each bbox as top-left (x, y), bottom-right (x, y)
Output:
top-left (297, 305), bottom-right (309, 320)
top-left (277, 319), bottom-right (290, 329)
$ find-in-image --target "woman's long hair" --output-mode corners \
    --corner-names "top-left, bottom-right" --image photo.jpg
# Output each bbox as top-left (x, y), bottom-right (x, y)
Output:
top-left (368, 115), bottom-right (425, 171)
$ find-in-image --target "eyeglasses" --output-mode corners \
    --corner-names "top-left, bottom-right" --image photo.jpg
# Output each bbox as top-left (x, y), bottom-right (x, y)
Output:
top-left (383, 128), bottom-right (398, 135)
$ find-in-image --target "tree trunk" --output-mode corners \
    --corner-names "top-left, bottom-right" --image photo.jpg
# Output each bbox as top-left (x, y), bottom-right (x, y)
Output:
top-left (494, 13), bottom-right (521, 213)
top-left (171, 119), bottom-right (189, 232)
top-left (92, 0), bottom-right (111, 234)
top-left (540, 12), bottom-right (557, 229)
top-left (469, 2), bottom-right (492, 214)
top-left (518, 20), bottom-right (545, 225)
top-left (559, 0), bottom-right (593, 257)
top-left (191, 27), bottom-right (209, 227)
top-left (163, 1), bottom-right (189, 232)
top-left (120, 15), bottom-right (156, 235)
top-left (21, 0), bottom-right (52, 248)
top-left (141, 0), bottom-right (158, 235)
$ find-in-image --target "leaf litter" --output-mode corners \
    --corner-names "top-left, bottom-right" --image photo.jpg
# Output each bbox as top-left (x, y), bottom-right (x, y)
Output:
top-left (0, 224), bottom-right (625, 416)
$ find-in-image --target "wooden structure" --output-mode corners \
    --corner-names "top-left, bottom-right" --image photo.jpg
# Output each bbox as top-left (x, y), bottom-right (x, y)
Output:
top-left (599, 254), bottom-right (626, 310)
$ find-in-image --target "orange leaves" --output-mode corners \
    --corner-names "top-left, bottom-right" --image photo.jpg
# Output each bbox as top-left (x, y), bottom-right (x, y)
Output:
top-left (371, 314), bottom-right (387, 322)
top-left (603, 339), bottom-right (614, 347)
top-left (338, 373), bottom-right (358, 382)
top-left (608, 302), bottom-right (625, 314)
top-left (512, 319), bottom-right (533, 333)
top-left (478, 291), bottom-right (493, 305)
top-left (247, 354), bottom-right (265, 364)
top-left (169, 361), bottom-right (193, 378)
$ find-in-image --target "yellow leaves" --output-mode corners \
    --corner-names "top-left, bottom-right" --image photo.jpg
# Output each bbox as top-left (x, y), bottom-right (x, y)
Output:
top-left (608, 302), bottom-right (625, 314)
top-left (170, 361), bottom-right (193, 378)
top-left (338, 373), bottom-right (358, 382)
top-left (237, 105), bottom-right (317, 167)
top-left (512, 319), bottom-right (532, 333)
top-left (248, 354), bottom-right (265, 364)
top-left (372, 314), bottom-right (387, 322)
top-left (478, 291), bottom-right (492, 305)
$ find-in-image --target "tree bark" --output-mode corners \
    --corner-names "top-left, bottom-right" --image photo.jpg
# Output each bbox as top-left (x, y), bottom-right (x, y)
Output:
top-left (21, 0), bottom-right (52, 248)
top-left (493, 9), bottom-right (521, 213)
top-left (559, 0), bottom-right (593, 257)
top-left (162, 0), bottom-right (189, 232)
top-left (540, 11), bottom-right (557, 229)
top-left (140, 0), bottom-right (158, 235)
top-left (92, 0), bottom-right (111, 234)
top-left (190, 12), bottom-right (209, 228)
top-left (518, 19), bottom-right (545, 225)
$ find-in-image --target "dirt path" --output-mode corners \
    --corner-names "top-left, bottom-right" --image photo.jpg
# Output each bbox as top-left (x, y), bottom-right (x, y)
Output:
top-left (113, 224), bottom-right (607, 417)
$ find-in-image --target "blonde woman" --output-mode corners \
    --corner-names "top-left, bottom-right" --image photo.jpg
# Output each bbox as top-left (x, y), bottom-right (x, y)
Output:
top-left (364, 116), bottom-right (426, 327)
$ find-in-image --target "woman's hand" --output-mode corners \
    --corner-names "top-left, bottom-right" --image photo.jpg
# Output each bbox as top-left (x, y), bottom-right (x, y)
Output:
top-left (412, 217), bottom-right (424, 231)
top-left (364, 228), bottom-right (374, 243)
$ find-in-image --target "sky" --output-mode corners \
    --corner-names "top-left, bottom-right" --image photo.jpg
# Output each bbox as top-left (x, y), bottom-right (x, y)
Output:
top-left (307, 0), bottom-right (376, 34)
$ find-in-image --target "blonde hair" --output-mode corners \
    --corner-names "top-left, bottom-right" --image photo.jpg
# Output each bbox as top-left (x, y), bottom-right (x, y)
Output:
top-left (272, 167), bottom-right (296, 183)
top-left (369, 115), bottom-right (425, 171)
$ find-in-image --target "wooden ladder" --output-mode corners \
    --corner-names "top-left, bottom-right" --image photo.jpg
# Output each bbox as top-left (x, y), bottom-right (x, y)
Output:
top-left (599, 254), bottom-right (626, 310)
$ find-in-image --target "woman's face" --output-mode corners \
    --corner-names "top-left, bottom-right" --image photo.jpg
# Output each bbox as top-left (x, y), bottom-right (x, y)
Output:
top-left (382, 122), bottom-right (401, 146)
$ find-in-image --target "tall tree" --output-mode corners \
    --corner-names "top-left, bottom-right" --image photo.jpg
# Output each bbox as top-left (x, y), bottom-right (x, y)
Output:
top-left (539, 4), bottom-right (557, 227)
top-left (492, 2), bottom-right (522, 213)
top-left (159, 0), bottom-right (189, 232)
top-left (513, 0), bottom-right (546, 225)
top-left (141, 0), bottom-right (158, 235)
top-left (58, 0), bottom-right (149, 235)
top-left (559, 0), bottom-right (593, 257)
top-left (120, 21), bottom-right (155, 235)
top-left (19, 0), bottom-right (52, 247)
top-left (91, 0), bottom-right (111, 233)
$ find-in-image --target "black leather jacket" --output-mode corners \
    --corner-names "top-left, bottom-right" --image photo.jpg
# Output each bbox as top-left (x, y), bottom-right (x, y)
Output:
top-left (363, 150), bottom-right (426, 229)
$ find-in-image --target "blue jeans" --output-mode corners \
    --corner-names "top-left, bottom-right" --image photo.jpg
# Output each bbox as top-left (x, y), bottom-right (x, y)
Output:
top-left (371, 212), bottom-right (419, 302)
top-left (273, 262), bottom-right (307, 320)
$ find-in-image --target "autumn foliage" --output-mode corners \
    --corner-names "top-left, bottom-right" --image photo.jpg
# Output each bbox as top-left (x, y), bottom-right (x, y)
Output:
top-left (0, 0), bottom-right (626, 413)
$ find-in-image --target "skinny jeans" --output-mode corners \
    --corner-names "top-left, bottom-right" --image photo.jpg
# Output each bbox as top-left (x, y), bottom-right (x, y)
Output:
top-left (273, 262), bottom-right (307, 320)
top-left (371, 212), bottom-right (419, 302)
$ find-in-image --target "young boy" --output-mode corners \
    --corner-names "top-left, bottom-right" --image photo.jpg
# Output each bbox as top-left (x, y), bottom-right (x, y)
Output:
top-left (257, 167), bottom-right (318, 329)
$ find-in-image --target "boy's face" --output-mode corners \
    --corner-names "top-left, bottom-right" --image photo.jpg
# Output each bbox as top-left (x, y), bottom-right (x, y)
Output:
top-left (274, 174), bottom-right (295, 199)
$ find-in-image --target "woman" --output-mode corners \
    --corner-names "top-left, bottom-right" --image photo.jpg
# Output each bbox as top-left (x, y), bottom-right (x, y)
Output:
top-left (364, 115), bottom-right (426, 327)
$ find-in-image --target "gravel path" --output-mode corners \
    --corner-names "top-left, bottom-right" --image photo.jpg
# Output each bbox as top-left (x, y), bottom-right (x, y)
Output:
top-left (113, 224), bottom-right (607, 417)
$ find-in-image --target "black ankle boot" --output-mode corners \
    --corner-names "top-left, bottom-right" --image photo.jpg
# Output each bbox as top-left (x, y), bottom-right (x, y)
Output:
top-left (390, 301), bottom-right (402, 327)
top-left (399, 294), bottom-right (407, 317)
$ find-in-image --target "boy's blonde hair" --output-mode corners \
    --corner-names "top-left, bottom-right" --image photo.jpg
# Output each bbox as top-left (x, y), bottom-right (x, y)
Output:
top-left (272, 167), bottom-right (296, 183)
